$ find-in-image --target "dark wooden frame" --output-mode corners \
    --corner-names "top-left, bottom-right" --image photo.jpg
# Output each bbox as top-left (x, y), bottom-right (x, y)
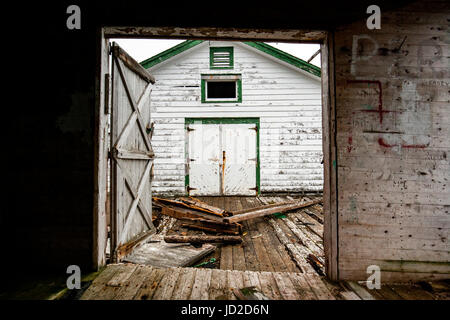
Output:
top-left (94, 26), bottom-right (339, 280)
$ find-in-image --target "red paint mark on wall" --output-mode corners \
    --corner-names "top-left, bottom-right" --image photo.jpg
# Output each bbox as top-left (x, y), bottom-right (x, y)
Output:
top-left (347, 80), bottom-right (428, 150)
top-left (378, 138), bottom-right (397, 148)
top-left (378, 138), bottom-right (430, 149)
top-left (347, 136), bottom-right (353, 153)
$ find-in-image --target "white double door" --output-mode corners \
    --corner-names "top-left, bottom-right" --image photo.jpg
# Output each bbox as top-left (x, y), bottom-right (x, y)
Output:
top-left (187, 122), bottom-right (257, 196)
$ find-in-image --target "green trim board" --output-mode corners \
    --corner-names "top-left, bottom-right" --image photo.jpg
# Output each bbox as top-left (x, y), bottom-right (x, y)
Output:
top-left (201, 74), bottom-right (242, 103)
top-left (140, 40), bottom-right (203, 69)
top-left (185, 118), bottom-right (260, 195)
top-left (140, 40), bottom-right (320, 77)
top-left (210, 47), bottom-right (234, 69)
top-left (242, 42), bottom-right (321, 77)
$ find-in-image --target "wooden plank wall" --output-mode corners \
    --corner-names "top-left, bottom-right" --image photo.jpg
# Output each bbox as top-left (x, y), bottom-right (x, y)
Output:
top-left (146, 41), bottom-right (323, 195)
top-left (334, 0), bottom-right (450, 281)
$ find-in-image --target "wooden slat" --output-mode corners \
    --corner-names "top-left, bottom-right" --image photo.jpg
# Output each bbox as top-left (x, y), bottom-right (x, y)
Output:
top-left (134, 267), bottom-right (167, 300)
top-left (256, 271), bottom-right (282, 300)
top-left (80, 264), bottom-right (124, 300)
top-left (189, 268), bottom-right (212, 300)
top-left (225, 199), bottom-right (322, 223)
top-left (388, 284), bottom-right (435, 300)
top-left (267, 217), bottom-right (317, 274)
top-left (208, 269), bottom-right (229, 300)
top-left (249, 220), bottom-right (275, 272)
top-left (287, 272), bottom-right (318, 300)
top-left (304, 274), bottom-right (336, 300)
top-left (220, 245), bottom-right (234, 270)
top-left (292, 211), bottom-right (324, 239)
top-left (227, 270), bottom-right (245, 300)
top-left (172, 268), bottom-right (197, 300)
top-left (152, 267), bottom-right (182, 300)
top-left (94, 264), bottom-right (137, 300)
top-left (272, 272), bottom-right (300, 300)
top-left (344, 281), bottom-right (377, 300)
top-left (113, 43), bottom-right (155, 84)
top-left (256, 219), bottom-right (290, 272)
top-left (114, 265), bottom-right (153, 300)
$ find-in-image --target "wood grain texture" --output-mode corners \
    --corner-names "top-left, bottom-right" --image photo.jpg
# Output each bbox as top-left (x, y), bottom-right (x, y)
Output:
top-left (334, 1), bottom-right (450, 281)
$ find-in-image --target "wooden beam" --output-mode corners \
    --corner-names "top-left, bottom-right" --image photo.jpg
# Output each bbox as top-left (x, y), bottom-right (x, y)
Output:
top-left (224, 199), bottom-right (322, 224)
top-left (112, 43), bottom-right (155, 83)
top-left (159, 205), bottom-right (225, 223)
top-left (164, 235), bottom-right (242, 244)
top-left (105, 27), bottom-right (327, 43)
top-left (307, 48), bottom-right (321, 63)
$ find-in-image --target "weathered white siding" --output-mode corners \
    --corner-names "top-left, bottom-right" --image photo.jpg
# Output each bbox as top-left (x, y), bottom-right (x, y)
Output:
top-left (147, 41), bottom-right (323, 196)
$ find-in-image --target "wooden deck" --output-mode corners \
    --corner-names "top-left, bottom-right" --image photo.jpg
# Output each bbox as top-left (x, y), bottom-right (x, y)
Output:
top-left (81, 195), bottom-right (450, 300)
top-left (80, 263), bottom-right (449, 300)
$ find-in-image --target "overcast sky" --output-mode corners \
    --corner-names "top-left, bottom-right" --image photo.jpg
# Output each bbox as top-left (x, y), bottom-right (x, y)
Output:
top-left (110, 39), bottom-right (321, 67)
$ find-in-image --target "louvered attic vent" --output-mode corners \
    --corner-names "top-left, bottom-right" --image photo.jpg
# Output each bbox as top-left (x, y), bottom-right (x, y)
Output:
top-left (210, 47), bottom-right (234, 69)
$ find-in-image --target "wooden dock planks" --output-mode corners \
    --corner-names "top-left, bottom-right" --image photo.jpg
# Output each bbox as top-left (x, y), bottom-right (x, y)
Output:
top-left (80, 263), bottom-right (448, 300)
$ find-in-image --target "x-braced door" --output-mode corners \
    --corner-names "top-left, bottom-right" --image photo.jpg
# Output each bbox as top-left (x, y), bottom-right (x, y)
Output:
top-left (110, 43), bottom-right (156, 262)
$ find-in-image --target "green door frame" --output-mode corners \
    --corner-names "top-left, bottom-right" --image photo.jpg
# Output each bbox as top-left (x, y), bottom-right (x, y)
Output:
top-left (185, 117), bottom-right (260, 196)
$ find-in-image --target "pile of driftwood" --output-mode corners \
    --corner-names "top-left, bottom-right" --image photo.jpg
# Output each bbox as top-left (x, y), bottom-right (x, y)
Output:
top-left (153, 196), bottom-right (322, 244)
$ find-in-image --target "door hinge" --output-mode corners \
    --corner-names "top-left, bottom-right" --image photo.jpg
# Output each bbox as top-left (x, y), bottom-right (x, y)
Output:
top-left (186, 126), bottom-right (195, 132)
top-left (250, 126), bottom-right (258, 132)
top-left (187, 186), bottom-right (197, 192)
top-left (249, 186), bottom-right (259, 193)
top-left (146, 122), bottom-right (154, 138)
top-left (104, 73), bottom-right (110, 114)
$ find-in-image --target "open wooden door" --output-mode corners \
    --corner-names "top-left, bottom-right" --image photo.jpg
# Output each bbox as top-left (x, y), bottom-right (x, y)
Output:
top-left (110, 43), bottom-right (156, 262)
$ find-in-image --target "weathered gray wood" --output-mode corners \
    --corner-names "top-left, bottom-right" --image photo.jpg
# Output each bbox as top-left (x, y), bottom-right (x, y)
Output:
top-left (224, 199), bottom-right (322, 223)
top-left (152, 267), bottom-right (183, 300)
top-left (321, 32), bottom-right (339, 281)
top-left (110, 43), bottom-right (155, 261)
top-left (93, 30), bottom-right (109, 270)
top-left (123, 241), bottom-right (216, 267)
top-left (112, 43), bottom-right (155, 84)
top-left (164, 235), bottom-right (242, 244)
top-left (104, 27), bottom-right (327, 42)
top-left (345, 281), bottom-right (376, 300)
top-left (189, 268), bottom-right (212, 300)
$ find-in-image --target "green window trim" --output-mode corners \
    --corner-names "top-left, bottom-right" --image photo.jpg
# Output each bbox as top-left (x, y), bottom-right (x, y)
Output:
top-left (184, 117), bottom-right (260, 195)
top-left (209, 47), bottom-right (234, 69)
top-left (201, 74), bottom-right (242, 103)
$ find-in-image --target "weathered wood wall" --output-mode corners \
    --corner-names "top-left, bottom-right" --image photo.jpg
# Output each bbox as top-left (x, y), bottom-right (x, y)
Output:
top-left (334, 0), bottom-right (450, 281)
top-left (147, 41), bottom-right (323, 196)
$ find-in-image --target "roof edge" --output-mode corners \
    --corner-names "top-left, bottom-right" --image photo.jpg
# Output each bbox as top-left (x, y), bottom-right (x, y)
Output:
top-left (140, 40), bottom-right (204, 69)
top-left (140, 40), bottom-right (321, 77)
top-left (242, 42), bottom-right (321, 77)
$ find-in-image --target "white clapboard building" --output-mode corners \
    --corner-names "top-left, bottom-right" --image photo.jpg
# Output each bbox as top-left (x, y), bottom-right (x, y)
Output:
top-left (141, 40), bottom-right (323, 196)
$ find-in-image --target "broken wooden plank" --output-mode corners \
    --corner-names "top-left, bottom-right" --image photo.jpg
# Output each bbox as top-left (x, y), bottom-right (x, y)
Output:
top-left (160, 205), bottom-right (225, 222)
top-left (123, 241), bottom-right (216, 268)
top-left (164, 235), bottom-right (242, 244)
top-left (154, 197), bottom-right (225, 217)
top-left (267, 217), bottom-right (317, 274)
top-left (224, 199), bottom-right (322, 223)
top-left (180, 218), bottom-right (242, 235)
top-left (179, 197), bottom-right (231, 216)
